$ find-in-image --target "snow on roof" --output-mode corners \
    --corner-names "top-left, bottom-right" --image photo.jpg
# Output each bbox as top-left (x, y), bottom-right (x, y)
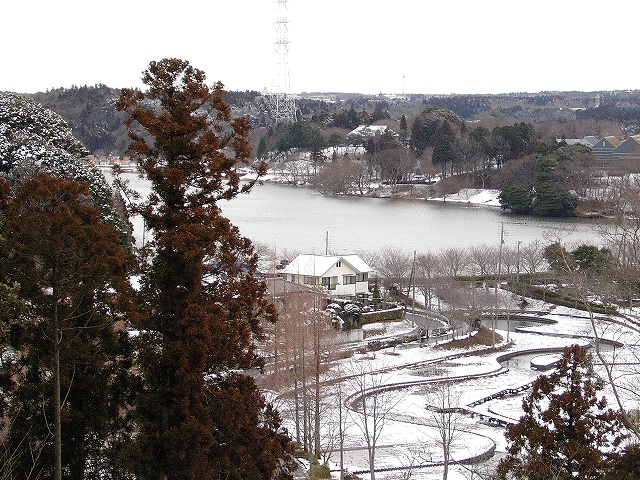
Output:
top-left (558, 136), bottom-right (599, 147)
top-left (347, 125), bottom-right (392, 137)
top-left (341, 254), bottom-right (374, 273)
top-left (282, 254), bottom-right (373, 276)
top-left (581, 135), bottom-right (600, 146)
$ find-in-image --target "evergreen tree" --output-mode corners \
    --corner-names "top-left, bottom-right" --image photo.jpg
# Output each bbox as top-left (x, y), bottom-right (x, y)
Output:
top-left (0, 173), bottom-right (137, 480)
top-left (409, 106), bottom-right (465, 156)
top-left (116, 58), bottom-right (292, 479)
top-left (256, 137), bottom-right (268, 160)
top-left (497, 345), bottom-right (626, 480)
top-left (499, 184), bottom-right (531, 214)
top-left (603, 444), bottom-right (640, 479)
top-left (432, 135), bottom-right (454, 178)
top-left (399, 114), bottom-right (408, 132)
top-left (0, 182), bottom-right (26, 349)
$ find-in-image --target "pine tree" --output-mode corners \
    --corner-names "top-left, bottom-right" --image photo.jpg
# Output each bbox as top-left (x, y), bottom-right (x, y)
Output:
top-left (497, 345), bottom-right (626, 480)
top-left (116, 58), bottom-right (292, 479)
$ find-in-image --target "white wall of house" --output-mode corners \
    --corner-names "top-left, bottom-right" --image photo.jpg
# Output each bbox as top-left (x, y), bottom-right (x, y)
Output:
top-left (284, 256), bottom-right (370, 299)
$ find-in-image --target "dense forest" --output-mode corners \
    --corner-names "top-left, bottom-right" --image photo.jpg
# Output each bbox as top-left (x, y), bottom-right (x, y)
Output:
top-left (23, 85), bottom-right (640, 157)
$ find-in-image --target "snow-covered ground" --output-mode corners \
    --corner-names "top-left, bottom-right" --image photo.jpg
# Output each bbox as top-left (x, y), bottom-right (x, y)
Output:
top-left (427, 188), bottom-right (502, 207)
top-left (276, 292), bottom-right (640, 480)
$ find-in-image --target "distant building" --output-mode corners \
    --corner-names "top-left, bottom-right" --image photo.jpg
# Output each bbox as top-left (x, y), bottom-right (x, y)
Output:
top-left (612, 135), bottom-right (640, 164)
top-left (347, 125), bottom-right (396, 138)
top-left (559, 136), bottom-right (599, 148)
top-left (281, 254), bottom-right (373, 303)
top-left (560, 135), bottom-right (640, 167)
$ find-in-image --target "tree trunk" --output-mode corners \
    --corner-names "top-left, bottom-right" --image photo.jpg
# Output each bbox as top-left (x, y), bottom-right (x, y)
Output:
top-left (53, 266), bottom-right (62, 480)
top-left (314, 308), bottom-right (321, 457)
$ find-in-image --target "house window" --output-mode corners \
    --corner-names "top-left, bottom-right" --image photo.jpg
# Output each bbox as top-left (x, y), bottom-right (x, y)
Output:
top-left (336, 261), bottom-right (341, 267)
top-left (356, 273), bottom-right (368, 282)
top-left (343, 275), bottom-right (356, 285)
top-left (321, 277), bottom-right (336, 290)
top-left (303, 276), bottom-right (316, 285)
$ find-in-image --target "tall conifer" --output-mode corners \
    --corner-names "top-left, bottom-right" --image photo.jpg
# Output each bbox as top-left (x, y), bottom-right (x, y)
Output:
top-left (1, 173), bottom-right (136, 480)
top-left (116, 58), bottom-right (292, 479)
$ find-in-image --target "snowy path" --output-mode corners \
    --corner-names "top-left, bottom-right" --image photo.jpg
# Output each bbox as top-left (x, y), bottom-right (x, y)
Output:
top-left (279, 300), bottom-right (640, 479)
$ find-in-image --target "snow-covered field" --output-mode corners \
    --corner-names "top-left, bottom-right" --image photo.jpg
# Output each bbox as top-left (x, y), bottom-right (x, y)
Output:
top-left (276, 292), bottom-right (640, 480)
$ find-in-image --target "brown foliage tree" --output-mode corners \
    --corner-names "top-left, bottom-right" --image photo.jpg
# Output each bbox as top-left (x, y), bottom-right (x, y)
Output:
top-left (116, 58), bottom-right (292, 479)
top-left (497, 345), bottom-right (626, 480)
top-left (0, 172), bottom-right (136, 480)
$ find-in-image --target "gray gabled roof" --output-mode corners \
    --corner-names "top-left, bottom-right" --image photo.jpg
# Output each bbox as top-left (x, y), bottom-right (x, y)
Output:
top-left (613, 136), bottom-right (640, 154)
top-left (581, 136), bottom-right (600, 147)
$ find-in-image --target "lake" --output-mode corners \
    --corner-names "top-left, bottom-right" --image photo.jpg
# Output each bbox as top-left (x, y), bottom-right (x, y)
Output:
top-left (111, 172), bottom-right (603, 255)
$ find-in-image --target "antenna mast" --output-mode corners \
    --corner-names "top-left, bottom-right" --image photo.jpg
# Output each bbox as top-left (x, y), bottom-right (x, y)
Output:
top-left (265, 0), bottom-right (296, 123)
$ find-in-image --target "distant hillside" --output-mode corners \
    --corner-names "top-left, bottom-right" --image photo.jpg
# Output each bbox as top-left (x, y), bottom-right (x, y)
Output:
top-left (28, 85), bottom-right (129, 156)
top-left (15, 86), bottom-right (640, 156)
top-left (25, 86), bottom-right (265, 156)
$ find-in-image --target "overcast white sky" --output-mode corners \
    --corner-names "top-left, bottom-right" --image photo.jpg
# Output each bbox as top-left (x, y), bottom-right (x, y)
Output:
top-left (1, 0), bottom-right (637, 95)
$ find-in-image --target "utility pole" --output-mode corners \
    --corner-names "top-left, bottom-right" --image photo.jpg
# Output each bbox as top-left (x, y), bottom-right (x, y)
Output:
top-left (494, 222), bottom-right (504, 347)
top-left (516, 240), bottom-right (521, 284)
top-left (411, 251), bottom-right (416, 324)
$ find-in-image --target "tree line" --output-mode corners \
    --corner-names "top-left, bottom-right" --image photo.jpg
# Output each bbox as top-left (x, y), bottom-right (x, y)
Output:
top-left (270, 105), bottom-right (598, 217)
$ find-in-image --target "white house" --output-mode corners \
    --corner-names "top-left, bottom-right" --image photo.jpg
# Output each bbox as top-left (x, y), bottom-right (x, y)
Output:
top-left (281, 254), bottom-right (373, 302)
top-left (347, 125), bottom-right (398, 139)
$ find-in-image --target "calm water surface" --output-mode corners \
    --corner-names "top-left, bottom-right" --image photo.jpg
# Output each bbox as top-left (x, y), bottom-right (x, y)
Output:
top-left (219, 183), bottom-right (602, 255)
top-left (114, 173), bottom-right (603, 255)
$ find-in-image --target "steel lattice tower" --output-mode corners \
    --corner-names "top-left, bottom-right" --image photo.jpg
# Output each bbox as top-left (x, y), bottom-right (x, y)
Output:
top-left (265, 0), bottom-right (296, 123)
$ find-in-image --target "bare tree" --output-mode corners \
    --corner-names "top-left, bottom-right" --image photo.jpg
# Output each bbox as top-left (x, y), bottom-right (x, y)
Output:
top-left (416, 252), bottom-right (440, 310)
top-left (346, 359), bottom-right (401, 480)
top-left (386, 442), bottom-right (433, 480)
top-left (252, 240), bottom-right (277, 273)
top-left (426, 381), bottom-right (466, 480)
top-left (520, 239), bottom-right (547, 275)
top-left (312, 156), bottom-right (366, 195)
top-left (438, 247), bottom-right (470, 278)
top-left (500, 245), bottom-right (519, 275)
top-left (599, 175), bottom-right (640, 307)
top-left (374, 247), bottom-right (413, 293)
top-left (268, 289), bottom-right (338, 455)
top-left (469, 244), bottom-right (497, 277)
top-left (320, 367), bottom-right (352, 479)
top-left (0, 418), bottom-right (46, 480)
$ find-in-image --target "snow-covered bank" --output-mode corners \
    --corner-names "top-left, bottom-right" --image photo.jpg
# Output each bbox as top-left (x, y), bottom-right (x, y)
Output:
top-left (243, 166), bottom-right (503, 207)
top-left (427, 188), bottom-right (501, 206)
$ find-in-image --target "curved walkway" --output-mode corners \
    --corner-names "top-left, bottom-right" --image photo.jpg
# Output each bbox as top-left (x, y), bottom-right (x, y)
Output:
top-left (339, 312), bottom-right (623, 477)
top-left (297, 303), bottom-right (637, 477)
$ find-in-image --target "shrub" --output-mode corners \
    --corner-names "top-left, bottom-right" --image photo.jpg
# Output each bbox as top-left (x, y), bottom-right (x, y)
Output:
top-left (309, 463), bottom-right (331, 479)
